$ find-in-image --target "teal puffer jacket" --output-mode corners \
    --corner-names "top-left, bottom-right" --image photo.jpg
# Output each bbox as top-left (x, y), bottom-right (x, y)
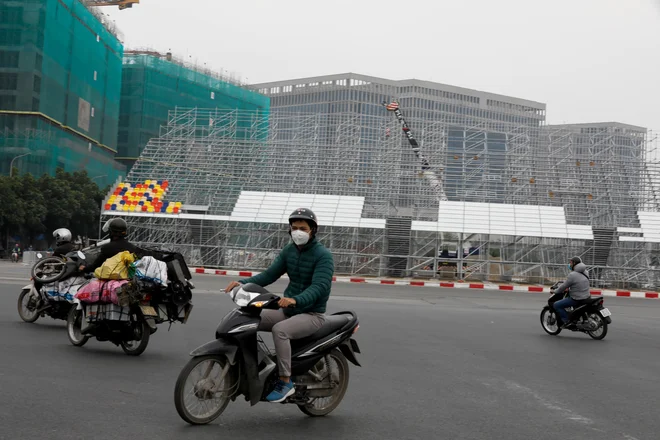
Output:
top-left (240, 237), bottom-right (334, 316)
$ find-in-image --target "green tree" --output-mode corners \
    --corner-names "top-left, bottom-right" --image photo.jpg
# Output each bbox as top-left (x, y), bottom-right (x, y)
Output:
top-left (0, 170), bottom-right (47, 247)
top-left (0, 174), bottom-right (25, 246)
top-left (19, 173), bottom-right (47, 240)
top-left (38, 168), bottom-right (105, 244)
top-left (1, 167), bottom-right (107, 249)
top-left (39, 171), bottom-right (79, 239)
top-left (58, 169), bottom-right (104, 239)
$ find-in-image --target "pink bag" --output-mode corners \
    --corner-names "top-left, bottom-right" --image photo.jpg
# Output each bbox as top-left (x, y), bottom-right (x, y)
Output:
top-left (75, 280), bottom-right (128, 305)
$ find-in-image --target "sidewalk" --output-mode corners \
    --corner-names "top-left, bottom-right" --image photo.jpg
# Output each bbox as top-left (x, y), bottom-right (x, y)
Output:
top-left (191, 267), bottom-right (660, 300)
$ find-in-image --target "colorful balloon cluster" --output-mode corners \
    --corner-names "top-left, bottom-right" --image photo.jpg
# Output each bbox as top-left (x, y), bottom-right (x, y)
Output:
top-left (104, 180), bottom-right (182, 214)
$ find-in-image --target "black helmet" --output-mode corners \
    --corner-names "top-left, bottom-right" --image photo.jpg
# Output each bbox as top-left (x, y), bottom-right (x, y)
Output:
top-left (102, 218), bottom-right (128, 237)
top-left (288, 208), bottom-right (318, 233)
top-left (570, 256), bottom-right (582, 267)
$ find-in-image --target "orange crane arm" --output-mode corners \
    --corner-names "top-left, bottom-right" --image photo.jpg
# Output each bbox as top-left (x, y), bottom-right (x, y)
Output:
top-left (84, 0), bottom-right (139, 10)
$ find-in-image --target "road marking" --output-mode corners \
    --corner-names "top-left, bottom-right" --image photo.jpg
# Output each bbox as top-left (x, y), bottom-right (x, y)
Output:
top-left (503, 380), bottom-right (594, 425)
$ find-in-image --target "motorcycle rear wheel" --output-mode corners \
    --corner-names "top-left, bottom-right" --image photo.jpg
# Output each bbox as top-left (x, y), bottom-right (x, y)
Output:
top-left (540, 307), bottom-right (562, 336)
top-left (586, 312), bottom-right (608, 340)
top-left (298, 349), bottom-right (350, 417)
top-left (120, 320), bottom-right (150, 356)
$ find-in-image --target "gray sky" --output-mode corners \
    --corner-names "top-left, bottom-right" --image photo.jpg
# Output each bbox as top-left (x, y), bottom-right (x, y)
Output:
top-left (105, 0), bottom-right (660, 130)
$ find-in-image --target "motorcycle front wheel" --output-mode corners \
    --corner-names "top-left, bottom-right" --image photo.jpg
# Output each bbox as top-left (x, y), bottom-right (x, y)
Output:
top-left (174, 355), bottom-right (236, 425)
top-left (17, 289), bottom-right (40, 323)
top-left (540, 307), bottom-right (562, 336)
top-left (66, 307), bottom-right (90, 347)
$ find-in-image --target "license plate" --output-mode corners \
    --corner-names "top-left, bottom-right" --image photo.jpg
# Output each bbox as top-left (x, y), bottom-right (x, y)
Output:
top-left (140, 305), bottom-right (158, 317)
top-left (599, 308), bottom-right (611, 318)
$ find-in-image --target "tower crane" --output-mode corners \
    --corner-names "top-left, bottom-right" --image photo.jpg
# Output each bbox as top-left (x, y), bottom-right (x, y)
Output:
top-left (383, 100), bottom-right (448, 202)
top-left (84, 0), bottom-right (139, 10)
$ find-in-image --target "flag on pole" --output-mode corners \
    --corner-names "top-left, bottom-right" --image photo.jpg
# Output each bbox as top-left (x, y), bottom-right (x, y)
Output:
top-left (385, 101), bottom-right (399, 111)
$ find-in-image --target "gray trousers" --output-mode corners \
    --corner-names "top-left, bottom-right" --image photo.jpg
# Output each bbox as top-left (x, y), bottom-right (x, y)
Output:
top-left (259, 309), bottom-right (326, 377)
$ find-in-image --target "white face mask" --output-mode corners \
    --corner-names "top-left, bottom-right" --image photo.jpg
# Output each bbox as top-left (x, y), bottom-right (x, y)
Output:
top-left (291, 230), bottom-right (310, 246)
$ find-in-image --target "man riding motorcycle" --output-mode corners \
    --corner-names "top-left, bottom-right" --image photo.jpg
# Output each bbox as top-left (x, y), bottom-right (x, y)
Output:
top-left (553, 256), bottom-right (591, 328)
top-left (79, 218), bottom-right (143, 274)
top-left (224, 208), bottom-right (335, 403)
top-left (11, 243), bottom-right (21, 262)
top-left (52, 228), bottom-right (77, 257)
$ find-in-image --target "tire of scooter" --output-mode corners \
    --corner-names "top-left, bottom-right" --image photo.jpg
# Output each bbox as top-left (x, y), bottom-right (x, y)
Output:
top-left (174, 355), bottom-right (234, 425)
top-left (586, 313), bottom-right (608, 340)
top-left (540, 307), bottom-right (562, 336)
top-left (297, 349), bottom-right (351, 417)
top-left (17, 289), bottom-right (40, 323)
top-left (120, 320), bottom-right (150, 356)
top-left (66, 307), bottom-right (90, 347)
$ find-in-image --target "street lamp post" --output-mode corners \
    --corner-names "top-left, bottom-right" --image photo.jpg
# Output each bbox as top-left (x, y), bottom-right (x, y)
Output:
top-left (6, 152), bottom-right (31, 250)
top-left (9, 152), bottom-right (31, 177)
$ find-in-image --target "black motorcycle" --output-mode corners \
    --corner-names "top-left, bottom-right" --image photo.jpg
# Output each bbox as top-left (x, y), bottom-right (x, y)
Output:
top-left (173, 283), bottom-right (361, 425)
top-left (17, 247), bottom-right (101, 324)
top-left (66, 250), bottom-right (194, 356)
top-left (540, 281), bottom-right (612, 340)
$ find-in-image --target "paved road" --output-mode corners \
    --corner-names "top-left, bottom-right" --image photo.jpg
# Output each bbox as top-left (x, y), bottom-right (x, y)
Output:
top-left (1, 268), bottom-right (660, 440)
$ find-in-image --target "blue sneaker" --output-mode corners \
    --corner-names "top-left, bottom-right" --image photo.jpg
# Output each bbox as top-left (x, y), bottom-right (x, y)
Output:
top-left (266, 380), bottom-right (295, 403)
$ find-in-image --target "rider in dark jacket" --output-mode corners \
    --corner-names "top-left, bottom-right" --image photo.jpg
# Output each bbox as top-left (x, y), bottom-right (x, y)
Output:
top-left (225, 208), bottom-right (334, 403)
top-left (80, 218), bottom-right (144, 273)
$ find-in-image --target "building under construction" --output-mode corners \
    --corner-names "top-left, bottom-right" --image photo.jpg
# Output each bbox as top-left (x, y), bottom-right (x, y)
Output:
top-left (99, 101), bottom-right (660, 290)
top-left (117, 50), bottom-right (269, 169)
top-left (0, 0), bottom-right (125, 187)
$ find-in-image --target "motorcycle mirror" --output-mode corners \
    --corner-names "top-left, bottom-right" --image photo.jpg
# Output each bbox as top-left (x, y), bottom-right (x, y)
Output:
top-left (77, 251), bottom-right (86, 260)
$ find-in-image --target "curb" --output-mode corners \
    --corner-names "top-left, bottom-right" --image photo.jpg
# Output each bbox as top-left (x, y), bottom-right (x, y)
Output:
top-left (191, 268), bottom-right (659, 300)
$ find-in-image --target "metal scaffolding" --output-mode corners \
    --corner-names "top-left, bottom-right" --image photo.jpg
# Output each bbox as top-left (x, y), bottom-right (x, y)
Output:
top-left (101, 107), bottom-right (660, 290)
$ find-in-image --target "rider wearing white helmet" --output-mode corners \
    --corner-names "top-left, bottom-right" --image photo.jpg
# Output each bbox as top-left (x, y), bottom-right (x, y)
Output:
top-left (52, 228), bottom-right (77, 257)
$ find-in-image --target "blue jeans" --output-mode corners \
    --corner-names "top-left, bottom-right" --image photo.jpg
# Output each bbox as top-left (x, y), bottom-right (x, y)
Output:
top-left (553, 297), bottom-right (580, 324)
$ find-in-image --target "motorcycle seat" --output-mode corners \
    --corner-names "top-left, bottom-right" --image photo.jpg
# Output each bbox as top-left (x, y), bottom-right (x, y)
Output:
top-left (571, 296), bottom-right (602, 309)
top-left (291, 312), bottom-right (356, 349)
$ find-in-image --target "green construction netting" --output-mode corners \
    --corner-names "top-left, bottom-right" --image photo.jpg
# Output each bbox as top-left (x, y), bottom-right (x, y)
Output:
top-left (40, 0), bottom-right (123, 147)
top-left (0, 114), bottom-right (125, 187)
top-left (0, 0), bottom-right (124, 185)
top-left (118, 54), bottom-right (270, 160)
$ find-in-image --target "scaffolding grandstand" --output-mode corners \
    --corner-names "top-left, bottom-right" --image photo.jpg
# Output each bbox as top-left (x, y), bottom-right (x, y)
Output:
top-left (100, 107), bottom-right (660, 290)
